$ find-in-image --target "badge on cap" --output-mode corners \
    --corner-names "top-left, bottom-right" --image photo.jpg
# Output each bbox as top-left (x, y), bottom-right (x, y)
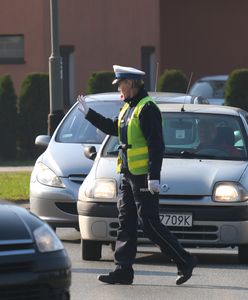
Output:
top-left (112, 65), bottom-right (145, 84)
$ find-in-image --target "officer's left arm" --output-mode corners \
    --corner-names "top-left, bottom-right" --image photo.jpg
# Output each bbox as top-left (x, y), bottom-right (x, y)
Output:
top-left (139, 102), bottom-right (165, 180)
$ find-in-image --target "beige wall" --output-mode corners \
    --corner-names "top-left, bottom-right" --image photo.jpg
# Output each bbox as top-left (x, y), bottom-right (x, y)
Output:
top-left (2, 0), bottom-right (248, 107)
top-left (0, 0), bottom-right (160, 101)
top-left (59, 0), bottom-right (160, 97)
top-left (160, 0), bottom-right (248, 83)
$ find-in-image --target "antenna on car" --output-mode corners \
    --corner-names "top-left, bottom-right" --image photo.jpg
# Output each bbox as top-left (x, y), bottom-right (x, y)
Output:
top-left (181, 72), bottom-right (194, 112)
top-left (154, 62), bottom-right (159, 92)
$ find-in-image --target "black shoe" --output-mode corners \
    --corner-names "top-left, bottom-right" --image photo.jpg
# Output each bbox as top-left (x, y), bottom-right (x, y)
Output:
top-left (97, 269), bottom-right (134, 285)
top-left (176, 255), bottom-right (197, 285)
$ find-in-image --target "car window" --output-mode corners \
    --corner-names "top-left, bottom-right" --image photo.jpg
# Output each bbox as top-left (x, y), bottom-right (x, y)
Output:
top-left (164, 113), bottom-right (247, 159)
top-left (102, 112), bottom-right (248, 160)
top-left (56, 101), bottom-right (123, 144)
top-left (190, 80), bottom-right (226, 99)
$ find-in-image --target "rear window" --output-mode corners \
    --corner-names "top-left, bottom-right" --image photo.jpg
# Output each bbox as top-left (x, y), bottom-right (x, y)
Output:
top-left (56, 101), bottom-right (123, 144)
top-left (190, 80), bottom-right (226, 99)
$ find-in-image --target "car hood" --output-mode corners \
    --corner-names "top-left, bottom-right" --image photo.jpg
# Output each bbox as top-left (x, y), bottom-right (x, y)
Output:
top-left (160, 159), bottom-right (248, 195)
top-left (0, 204), bottom-right (36, 241)
top-left (40, 142), bottom-right (101, 177)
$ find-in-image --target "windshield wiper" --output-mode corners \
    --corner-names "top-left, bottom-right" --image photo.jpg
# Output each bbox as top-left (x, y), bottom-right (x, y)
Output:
top-left (164, 151), bottom-right (198, 158)
top-left (163, 152), bottom-right (180, 158)
top-left (164, 150), bottom-right (217, 159)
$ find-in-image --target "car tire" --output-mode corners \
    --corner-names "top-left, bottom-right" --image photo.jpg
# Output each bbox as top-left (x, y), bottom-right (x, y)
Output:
top-left (238, 245), bottom-right (248, 264)
top-left (82, 239), bottom-right (102, 261)
top-left (51, 226), bottom-right (56, 232)
top-left (55, 289), bottom-right (70, 300)
top-left (111, 242), bottom-right (116, 251)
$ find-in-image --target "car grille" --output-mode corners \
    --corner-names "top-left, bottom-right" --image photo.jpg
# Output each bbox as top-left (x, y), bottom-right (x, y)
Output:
top-left (55, 202), bottom-right (78, 215)
top-left (109, 222), bottom-right (218, 242)
top-left (0, 284), bottom-right (66, 300)
top-left (168, 225), bottom-right (218, 241)
top-left (0, 239), bottom-right (35, 273)
top-left (160, 195), bottom-right (204, 200)
top-left (68, 174), bottom-right (86, 183)
top-left (0, 239), bottom-right (35, 257)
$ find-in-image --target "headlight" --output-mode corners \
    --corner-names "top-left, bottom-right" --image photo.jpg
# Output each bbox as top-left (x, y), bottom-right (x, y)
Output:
top-left (213, 182), bottom-right (248, 202)
top-left (34, 162), bottom-right (65, 188)
top-left (85, 179), bottom-right (117, 199)
top-left (33, 223), bottom-right (64, 252)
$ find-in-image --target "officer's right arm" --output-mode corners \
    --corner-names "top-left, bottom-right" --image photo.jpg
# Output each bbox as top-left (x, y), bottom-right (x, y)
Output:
top-left (77, 94), bottom-right (118, 136)
top-left (85, 109), bottom-right (118, 136)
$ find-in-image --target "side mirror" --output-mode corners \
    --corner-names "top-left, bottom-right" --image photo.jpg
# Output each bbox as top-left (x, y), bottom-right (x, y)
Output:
top-left (84, 146), bottom-right (97, 161)
top-left (35, 135), bottom-right (51, 148)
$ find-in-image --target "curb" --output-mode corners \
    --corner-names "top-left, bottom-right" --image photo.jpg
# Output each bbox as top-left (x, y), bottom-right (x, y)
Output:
top-left (0, 166), bottom-right (33, 172)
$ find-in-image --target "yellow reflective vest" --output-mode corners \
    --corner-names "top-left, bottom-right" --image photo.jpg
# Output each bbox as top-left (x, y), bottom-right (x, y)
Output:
top-left (117, 96), bottom-right (157, 175)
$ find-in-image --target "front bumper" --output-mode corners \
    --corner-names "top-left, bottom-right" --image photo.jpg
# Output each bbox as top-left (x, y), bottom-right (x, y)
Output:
top-left (30, 179), bottom-right (80, 229)
top-left (78, 201), bottom-right (248, 246)
top-left (0, 250), bottom-right (71, 299)
top-left (0, 270), bottom-right (71, 299)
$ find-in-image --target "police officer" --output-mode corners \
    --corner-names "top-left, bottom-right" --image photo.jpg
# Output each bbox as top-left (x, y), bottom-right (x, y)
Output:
top-left (77, 65), bottom-right (197, 285)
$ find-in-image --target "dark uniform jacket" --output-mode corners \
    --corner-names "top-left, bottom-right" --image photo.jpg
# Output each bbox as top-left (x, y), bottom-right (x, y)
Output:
top-left (85, 88), bottom-right (165, 180)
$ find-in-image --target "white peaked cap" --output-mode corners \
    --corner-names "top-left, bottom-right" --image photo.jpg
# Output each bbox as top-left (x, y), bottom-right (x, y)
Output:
top-left (112, 65), bottom-right (145, 84)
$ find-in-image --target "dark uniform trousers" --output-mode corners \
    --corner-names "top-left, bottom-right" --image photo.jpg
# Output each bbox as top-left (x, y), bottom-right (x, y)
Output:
top-left (114, 170), bottom-right (190, 271)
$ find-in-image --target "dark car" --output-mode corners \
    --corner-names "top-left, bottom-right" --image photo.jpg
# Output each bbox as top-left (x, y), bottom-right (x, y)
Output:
top-left (0, 201), bottom-right (71, 299)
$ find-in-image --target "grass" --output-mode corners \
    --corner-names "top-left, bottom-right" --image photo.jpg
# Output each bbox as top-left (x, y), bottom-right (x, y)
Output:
top-left (0, 172), bottom-right (31, 201)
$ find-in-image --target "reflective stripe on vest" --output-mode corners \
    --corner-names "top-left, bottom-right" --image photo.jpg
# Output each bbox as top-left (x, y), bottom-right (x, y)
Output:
top-left (117, 96), bottom-right (156, 175)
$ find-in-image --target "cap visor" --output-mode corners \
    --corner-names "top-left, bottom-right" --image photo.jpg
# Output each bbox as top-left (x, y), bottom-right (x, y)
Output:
top-left (112, 78), bottom-right (121, 85)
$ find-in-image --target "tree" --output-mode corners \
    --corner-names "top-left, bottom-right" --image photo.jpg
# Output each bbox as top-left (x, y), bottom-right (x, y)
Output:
top-left (86, 71), bottom-right (116, 94)
top-left (17, 73), bottom-right (49, 158)
top-left (225, 69), bottom-right (248, 110)
top-left (157, 69), bottom-right (188, 93)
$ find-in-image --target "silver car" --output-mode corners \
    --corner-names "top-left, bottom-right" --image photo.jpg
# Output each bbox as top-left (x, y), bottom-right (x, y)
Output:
top-left (189, 75), bottom-right (228, 105)
top-left (78, 103), bottom-right (248, 263)
top-left (30, 92), bottom-right (207, 231)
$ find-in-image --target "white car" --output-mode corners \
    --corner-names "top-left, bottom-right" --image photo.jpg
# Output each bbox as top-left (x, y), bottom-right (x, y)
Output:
top-left (30, 92), bottom-right (206, 231)
top-left (78, 103), bottom-right (248, 263)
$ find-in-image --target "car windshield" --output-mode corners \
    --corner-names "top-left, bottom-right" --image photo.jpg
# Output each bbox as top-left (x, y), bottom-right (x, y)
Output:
top-left (102, 112), bottom-right (248, 160)
top-left (56, 101), bottom-right (123, 144)
top-left (190, 80), bottom-right (226, 99)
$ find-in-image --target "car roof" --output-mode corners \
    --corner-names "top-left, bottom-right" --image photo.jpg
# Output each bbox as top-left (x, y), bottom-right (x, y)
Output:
top-left (157, 103), bottom-right (246, 116)
top-left (83, 92), bottom-right (208, 104)
top-left (196, 75), bottom-right (228, 81)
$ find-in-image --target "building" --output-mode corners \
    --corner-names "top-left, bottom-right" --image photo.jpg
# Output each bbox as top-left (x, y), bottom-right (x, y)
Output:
top-left (0, 0), bottom-right (248, 110)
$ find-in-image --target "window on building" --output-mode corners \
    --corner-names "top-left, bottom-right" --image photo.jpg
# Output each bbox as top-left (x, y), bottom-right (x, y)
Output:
top-left (0, 35), bottom-right (24, 64)
top-left (141, 46), bottom-right (156, 91)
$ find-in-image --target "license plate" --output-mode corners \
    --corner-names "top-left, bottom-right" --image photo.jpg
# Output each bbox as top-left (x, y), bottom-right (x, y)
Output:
top-left (160, 213), bottom-right (193, 227)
